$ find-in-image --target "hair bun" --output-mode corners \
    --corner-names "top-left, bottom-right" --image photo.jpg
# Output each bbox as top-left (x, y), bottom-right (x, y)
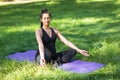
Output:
top-left (41, 9), bottom-right (48, 13)
top-left (44, 9), bottom-right (48, 11)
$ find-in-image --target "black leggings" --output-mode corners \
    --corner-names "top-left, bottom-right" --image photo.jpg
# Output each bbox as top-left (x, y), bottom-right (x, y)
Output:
top-left (35, 48), bottom-right (76, 64)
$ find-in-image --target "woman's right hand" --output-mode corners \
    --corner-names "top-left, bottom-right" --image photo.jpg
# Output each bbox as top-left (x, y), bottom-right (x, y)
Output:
top-left (40, 58), bottom-right (46, 67)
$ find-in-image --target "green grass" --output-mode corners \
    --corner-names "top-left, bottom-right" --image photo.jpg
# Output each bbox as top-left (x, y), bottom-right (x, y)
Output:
top-left (0, 0), bottom-right (13, 2)
top-left (0, 0), bottom-right (120, 80)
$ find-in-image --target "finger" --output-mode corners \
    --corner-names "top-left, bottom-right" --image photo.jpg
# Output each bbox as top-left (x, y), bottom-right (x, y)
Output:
top-left (85, 51), bottom-right (88, 53)
top-left (86, 54), bottom-right (89, 56)
top-left (43, 60), bottom-right (46, 64)
top-left (41, 64), bottom-right (46, 67)
top-left (42, 62), bottom-right (46, 66)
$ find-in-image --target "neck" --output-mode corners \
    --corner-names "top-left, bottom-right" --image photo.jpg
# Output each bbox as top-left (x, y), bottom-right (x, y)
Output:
top-left (42, 25), bottom-right (50, 29)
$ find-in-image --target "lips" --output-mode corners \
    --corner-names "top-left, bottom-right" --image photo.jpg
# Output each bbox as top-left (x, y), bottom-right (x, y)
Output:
top-left (44, 22), bottom-right (50, 25)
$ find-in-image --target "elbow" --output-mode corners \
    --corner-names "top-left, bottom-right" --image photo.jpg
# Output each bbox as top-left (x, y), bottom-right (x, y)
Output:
top-left (38, 45), bottom-right (44, 49)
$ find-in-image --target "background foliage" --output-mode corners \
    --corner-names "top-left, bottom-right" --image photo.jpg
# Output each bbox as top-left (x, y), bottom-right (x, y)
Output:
top-left (0, 0), bottom-right (120, 80)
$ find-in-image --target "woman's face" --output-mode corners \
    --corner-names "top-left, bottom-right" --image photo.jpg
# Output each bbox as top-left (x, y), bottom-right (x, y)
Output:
top-left (41, 13), bottom-right (51, 26)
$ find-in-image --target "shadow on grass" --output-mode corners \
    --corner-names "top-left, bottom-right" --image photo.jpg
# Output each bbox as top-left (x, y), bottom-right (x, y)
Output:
top-left (0, 1), bottom-right (120, 79)
top-left (0, 0), bottom-right (120, 59)
top-left (0, 0), bottom-right (120, 60)
top-left (0, 30), bottom-right (37, 57)
top-left (0, 0), bottom-right (120, 27)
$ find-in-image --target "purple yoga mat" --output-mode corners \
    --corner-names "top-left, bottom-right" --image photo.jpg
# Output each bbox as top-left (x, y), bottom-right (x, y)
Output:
top-left (6, 50), bottom-right (36, 62)
top-left (59, 60), bottom-right (104, 73)
top-left (6, 50), bottom-right (104, 73)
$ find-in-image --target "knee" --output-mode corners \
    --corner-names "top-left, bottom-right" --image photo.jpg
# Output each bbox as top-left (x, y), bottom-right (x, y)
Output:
top-left (69, 48), bottom-right (77, 55)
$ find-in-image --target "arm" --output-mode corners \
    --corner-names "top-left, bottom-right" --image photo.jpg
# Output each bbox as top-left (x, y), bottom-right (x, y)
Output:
top-left (54, 29), bottom-right (89, 57)
top-left (35, 29), bottom-right (46, 67)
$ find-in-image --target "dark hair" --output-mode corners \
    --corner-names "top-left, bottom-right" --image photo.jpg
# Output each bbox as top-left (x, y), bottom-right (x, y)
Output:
top-left (40, 9), bottom-right (51, 28)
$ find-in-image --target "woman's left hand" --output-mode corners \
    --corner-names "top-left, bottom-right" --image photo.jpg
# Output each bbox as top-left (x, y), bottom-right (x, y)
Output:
top-left (79, 50), bottom-right (89, 57)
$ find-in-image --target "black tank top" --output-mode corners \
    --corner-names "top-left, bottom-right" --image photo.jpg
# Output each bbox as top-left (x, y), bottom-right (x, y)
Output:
top-left (41, 28), bottom-right (58, 60)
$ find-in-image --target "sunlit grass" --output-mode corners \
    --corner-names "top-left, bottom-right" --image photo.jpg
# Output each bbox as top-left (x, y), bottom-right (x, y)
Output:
top-left (0, 0), bottom-right (120, 80)
top-left (76, 0), bottom-right (113, 3)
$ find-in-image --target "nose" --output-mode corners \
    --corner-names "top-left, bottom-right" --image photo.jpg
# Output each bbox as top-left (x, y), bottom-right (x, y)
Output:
top-left (45, 18), bottom-right (50, 22)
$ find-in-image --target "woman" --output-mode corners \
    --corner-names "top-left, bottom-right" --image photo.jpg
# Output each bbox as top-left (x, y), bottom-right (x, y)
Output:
top-left (35, 9), bottom-right (89, 67)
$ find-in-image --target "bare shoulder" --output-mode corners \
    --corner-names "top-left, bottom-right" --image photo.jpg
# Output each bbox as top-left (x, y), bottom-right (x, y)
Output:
top-left (36, 28), bottom-right (42, 37)
top-left (52, 28), bottom-right (60, 34)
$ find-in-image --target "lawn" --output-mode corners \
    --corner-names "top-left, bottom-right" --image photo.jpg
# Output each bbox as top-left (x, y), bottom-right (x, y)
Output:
top-left (0, 0), bottom-right (120, 80)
